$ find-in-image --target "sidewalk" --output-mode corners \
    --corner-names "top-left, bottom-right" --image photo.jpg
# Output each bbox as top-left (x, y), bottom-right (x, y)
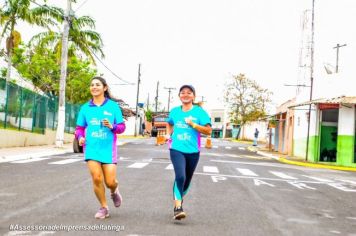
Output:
top-left (247, 144), bottom-right (356, 172)
top-left (0, 136), bottom-right (143, 163)
top-left (0, 143), bottom-right (73, 163)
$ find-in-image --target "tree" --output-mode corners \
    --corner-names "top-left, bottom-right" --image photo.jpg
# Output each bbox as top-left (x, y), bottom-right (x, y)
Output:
top-left (0, 0), bottom-right (62, 91)
top-left (29, 13), bottom-right (105, 64)
top-left (224, 73), bottom-right (272, 139)
top-left (145, 109), bottom-right (153, 122)
top-left (27, 5), bottom-right (104, 147)
top-left (11, 42), bottom-right (96, 104)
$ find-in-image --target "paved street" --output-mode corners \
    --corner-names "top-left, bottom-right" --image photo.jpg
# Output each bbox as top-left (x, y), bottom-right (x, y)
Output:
top-left (1, 138), bottom-right (356, 236)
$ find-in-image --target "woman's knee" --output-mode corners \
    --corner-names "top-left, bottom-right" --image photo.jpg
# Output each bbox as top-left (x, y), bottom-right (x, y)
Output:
top-left (92, 174), bottom-right (103, 186)
top-left (104, 179), bottom-right (117, 189)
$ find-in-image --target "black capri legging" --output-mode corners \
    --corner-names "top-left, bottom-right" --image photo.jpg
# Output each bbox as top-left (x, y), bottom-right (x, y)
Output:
top-left (170, 149), bottom-right (200, 201)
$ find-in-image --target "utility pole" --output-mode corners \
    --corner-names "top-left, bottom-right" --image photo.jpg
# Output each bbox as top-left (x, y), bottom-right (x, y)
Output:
top-left (305, 0), bottom-right (315, 161)
top-left (333, 43), bottom-right (347, 73)
top-left (55, 0), bottom-right (71, 147)
top-left (134, 64), bottom-right (141, 137)
top-left (146, 93), bottom-right (150, 110)
top-left (155, 81), bottom-right (159, 112)
top-left (164, 87), bottom-right (176, 112)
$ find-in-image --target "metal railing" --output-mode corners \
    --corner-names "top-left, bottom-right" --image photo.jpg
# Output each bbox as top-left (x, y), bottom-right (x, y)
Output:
top-left (0, 78), bottom-right (80, 134)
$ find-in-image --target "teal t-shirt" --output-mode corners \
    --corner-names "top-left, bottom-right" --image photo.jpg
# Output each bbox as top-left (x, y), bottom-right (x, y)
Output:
top-left (76, 98), bottom-right (124, 163)
top-left (168, 105), bottom-right (211, 153)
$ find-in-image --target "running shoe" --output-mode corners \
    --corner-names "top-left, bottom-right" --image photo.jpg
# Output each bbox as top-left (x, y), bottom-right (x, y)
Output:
top-left (173, 206), bottom-right (186, 220)
top-left (111, 187), bottom-right (122, 207)
top-left (95, 207), bottom-right (109, 219)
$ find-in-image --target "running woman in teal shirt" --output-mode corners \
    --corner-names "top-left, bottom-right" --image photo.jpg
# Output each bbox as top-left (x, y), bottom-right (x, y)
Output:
top-left (166, 85), bottom-right (212, 220)
top-left (75, 76), bottom-right (126, 219)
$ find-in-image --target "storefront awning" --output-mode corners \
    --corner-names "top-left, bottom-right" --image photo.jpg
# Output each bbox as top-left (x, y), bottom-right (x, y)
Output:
top-left (288, 96), bottom-right (356, 109)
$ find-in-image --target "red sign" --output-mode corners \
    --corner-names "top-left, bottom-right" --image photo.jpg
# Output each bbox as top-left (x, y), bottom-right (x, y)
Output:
top-left (319, 103), bottom-right (339, 110)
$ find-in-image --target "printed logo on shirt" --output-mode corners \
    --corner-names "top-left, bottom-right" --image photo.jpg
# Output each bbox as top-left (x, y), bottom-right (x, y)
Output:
top-left (103, 111), bottom-right (112, 116)
top-left (91, 130), bottom-right (108, 139)
top-left (176, 121), bottom-right (189, 129)
top-left (186, 115), bottom-right (197, 121)
top-left (177, 133), bottom-right (191, 141)
top-left (90, 118), bottom-right (101, 126)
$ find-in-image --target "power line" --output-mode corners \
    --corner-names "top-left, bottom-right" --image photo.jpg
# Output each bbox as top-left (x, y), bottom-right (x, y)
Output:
top-left (90, 49), bottom-right (134, 85)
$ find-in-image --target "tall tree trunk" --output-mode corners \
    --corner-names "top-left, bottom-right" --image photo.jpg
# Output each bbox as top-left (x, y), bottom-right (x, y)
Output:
top-left (55, 0), bottom-right (71, 147)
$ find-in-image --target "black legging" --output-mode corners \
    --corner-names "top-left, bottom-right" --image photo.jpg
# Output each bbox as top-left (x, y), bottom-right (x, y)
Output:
top-left (170, 149), bottom-right (200, 201)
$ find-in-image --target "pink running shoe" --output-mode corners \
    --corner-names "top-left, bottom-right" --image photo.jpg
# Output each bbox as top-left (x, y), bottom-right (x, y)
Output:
top-left (111, 187), bottom-right (122, 207)
top-left (95, 207), bottom-right (109, 219)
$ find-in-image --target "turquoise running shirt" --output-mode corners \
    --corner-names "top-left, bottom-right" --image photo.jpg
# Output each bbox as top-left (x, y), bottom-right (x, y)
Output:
top-left (168, 105), bottom-right (211, 153)
top-left (76, 98), bottom-right (124, 163)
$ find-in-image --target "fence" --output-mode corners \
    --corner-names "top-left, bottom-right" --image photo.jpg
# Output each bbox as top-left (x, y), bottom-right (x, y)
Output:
top-left (0, 78), bottom-right (80, 134)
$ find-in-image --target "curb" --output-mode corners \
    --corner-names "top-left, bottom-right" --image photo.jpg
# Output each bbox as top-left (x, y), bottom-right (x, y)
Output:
top-left (0, 149), bottom-right (73, 163)
top-left (246, 146), bottom-right (356, 172)
top-left (278, 157), bottom-right (356, 172)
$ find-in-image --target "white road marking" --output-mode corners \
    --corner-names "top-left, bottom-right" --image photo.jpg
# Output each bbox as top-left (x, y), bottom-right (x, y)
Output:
top-left (11, 158), bottom-right (50, 163)
top-left (337, 179), bottom-right (356, 185)
top-left (328, 183), bottom-right (356, 192)
top-left (211, 176), bottom-right (227, 183)
top-left (236, 168), bottom-right (258, 176)
top-left (195, 172), bottom-right (327, 184)
top-left (48, 159), bottom-right (82, 165)
top-left (212, 146), bottom-right (218, 149)
top-left (254, 179), bottom-right (275, 187)
top-left (302, 175), bottom-right (332, 182)
top-left (239, 147), bottom-right (245, 150)
top-left (165, 164), bottom-right (174, 170)
top-left (210, 159), bottom-right (303, 169)
top-left (269, 171), bottom-right (298, 180)
top-left (288, 181), bottom-right (316, 190)
top-left (203, 153), bottom-right (222, 157)
top-left (203, 166), bottom-right (219, 173)
top-left (225, 146), bottom-right (232, 149)
top-left (127, 162), bottom-right (149, 168)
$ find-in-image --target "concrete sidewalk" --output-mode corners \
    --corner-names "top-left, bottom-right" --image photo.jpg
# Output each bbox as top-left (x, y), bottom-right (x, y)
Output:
top-left (247, 145), bottom-right (356, 172)
top-left (0, 143), bottom-right (73, 163)
top-left (0, 137), bottom-right (139, 163)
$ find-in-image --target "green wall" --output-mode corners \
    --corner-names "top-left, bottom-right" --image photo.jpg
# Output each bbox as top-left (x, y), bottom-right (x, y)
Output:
top-left (337, 135), bottom-right (355, 166)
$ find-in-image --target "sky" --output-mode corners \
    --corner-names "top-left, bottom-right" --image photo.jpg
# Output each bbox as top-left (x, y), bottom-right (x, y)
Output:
top-left (4, 0), bottom-right (356, 112)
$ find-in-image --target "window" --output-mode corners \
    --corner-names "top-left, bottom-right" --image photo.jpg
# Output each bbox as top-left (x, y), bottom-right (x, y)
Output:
top-left (214, 117), bottom-right (221, 122)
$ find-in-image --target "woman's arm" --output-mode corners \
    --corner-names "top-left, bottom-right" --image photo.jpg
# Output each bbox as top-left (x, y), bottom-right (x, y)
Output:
top-left (192, 123), bottom-right (212, 136)
top-left (75, 126), bottom-right (86, 140)
top-left (185, 118), bottom-right (212, 136)
top-left (112, 122), bottom-right (126, 134)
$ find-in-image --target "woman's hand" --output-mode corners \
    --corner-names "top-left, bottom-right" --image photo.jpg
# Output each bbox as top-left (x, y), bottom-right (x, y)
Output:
top-left (184, 117), bottom-right (194, 126)
top-left (79, 137), bottom-right (85, 146)
top-left (102, 118), bottom-right (113, 129)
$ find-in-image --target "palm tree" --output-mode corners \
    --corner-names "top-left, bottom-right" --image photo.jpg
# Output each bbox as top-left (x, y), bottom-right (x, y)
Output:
top-left (29, 14), bottom-right (105, 65)
top-left (28, 7), bottom-right (105, 147)
top-left (0, 0), bottom-right (62, 90)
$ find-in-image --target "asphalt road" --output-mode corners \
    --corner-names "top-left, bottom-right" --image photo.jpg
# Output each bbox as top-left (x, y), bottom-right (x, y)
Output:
top-left (1, 138), bottom-right (356, 236)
